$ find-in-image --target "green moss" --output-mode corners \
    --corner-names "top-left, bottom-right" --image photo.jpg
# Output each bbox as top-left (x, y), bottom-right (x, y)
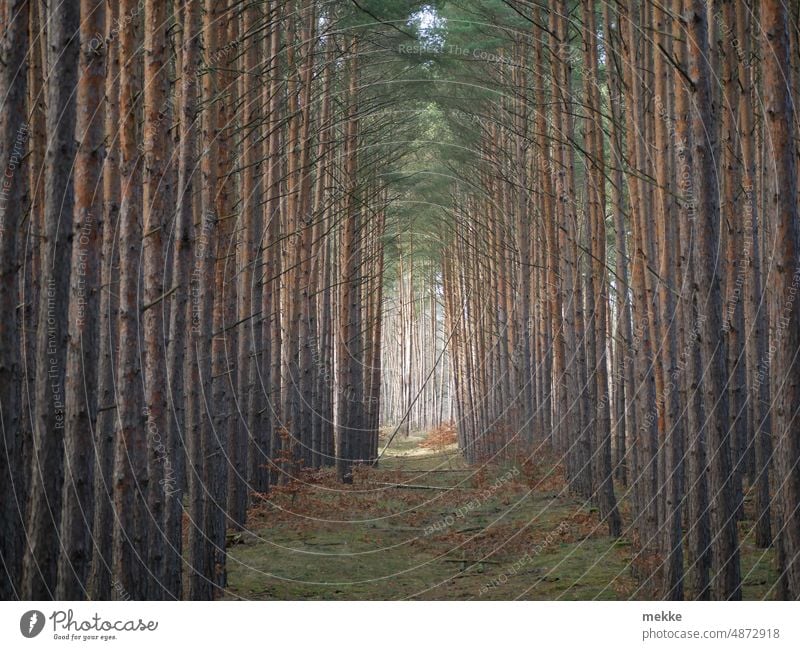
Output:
top-left (224, 434), bottom-right (779, 601)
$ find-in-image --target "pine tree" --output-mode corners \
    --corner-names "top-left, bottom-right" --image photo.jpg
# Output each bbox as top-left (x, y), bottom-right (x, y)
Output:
top-left (23, 0), bottom-right (79, 599)
top-left (57, 0), bottom-right (105, 599)
top-left (0, 0), bottom-right (29, 599)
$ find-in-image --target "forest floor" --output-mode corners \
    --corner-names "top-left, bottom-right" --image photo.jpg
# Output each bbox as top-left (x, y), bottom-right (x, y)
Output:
top-left (224, 429), bottom-right (778, 600)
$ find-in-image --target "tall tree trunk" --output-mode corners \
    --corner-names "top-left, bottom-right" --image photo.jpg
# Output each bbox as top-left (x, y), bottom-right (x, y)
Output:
top-left (235, 0), bottom-right (263, 516)
top-left (719, 0), bottom-right (746, 523)
top-left (188, 0), bottom-right (222, 600)
top-left (652, 0), bottom-right (685, 599)
top-left (603, 1), bottom-right (634, 488)
top-left (337, 37), bottom-right (363, 483)
top-left (583, 0), bottom-right (622, 538)
top-left (22, 0), bottom-right (78, 599)
top-left (262, 0), bottom-right (283, 488)
top-left (164, 0), bottom-right (201, 601)
top-left (88, 0), bottom-right (121, 599)
top-left (111, 0), bottom-right (147, 600)
top-left (0, 0), bottom-right (29, 599)
top-left (762, 0), bottom-right (800, 600)
top-left (142, 0), bottom-right (174, 599)
top-left (57, 0), bottom-right (105, 600)
top-left (670, 0), bottom-right (710, 600)
top-left (686, 0), bottom-right (741, 600)
top-left (737, 0), bottom-right (771, 551)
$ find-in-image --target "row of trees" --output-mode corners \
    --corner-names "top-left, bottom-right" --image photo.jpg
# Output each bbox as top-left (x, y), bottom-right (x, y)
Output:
top-left (0, 0), bottom-right (426, 600)
top-left (429, 0), bottom-right (799, 600)
top-left (2, 0), bottom-right (799, 602)
top-left (380, 255), bottom-right (454, 433)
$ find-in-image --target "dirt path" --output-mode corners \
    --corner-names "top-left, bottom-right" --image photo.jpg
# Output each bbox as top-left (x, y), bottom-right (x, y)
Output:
top-left (224, 432), bottom-right (774, 600)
